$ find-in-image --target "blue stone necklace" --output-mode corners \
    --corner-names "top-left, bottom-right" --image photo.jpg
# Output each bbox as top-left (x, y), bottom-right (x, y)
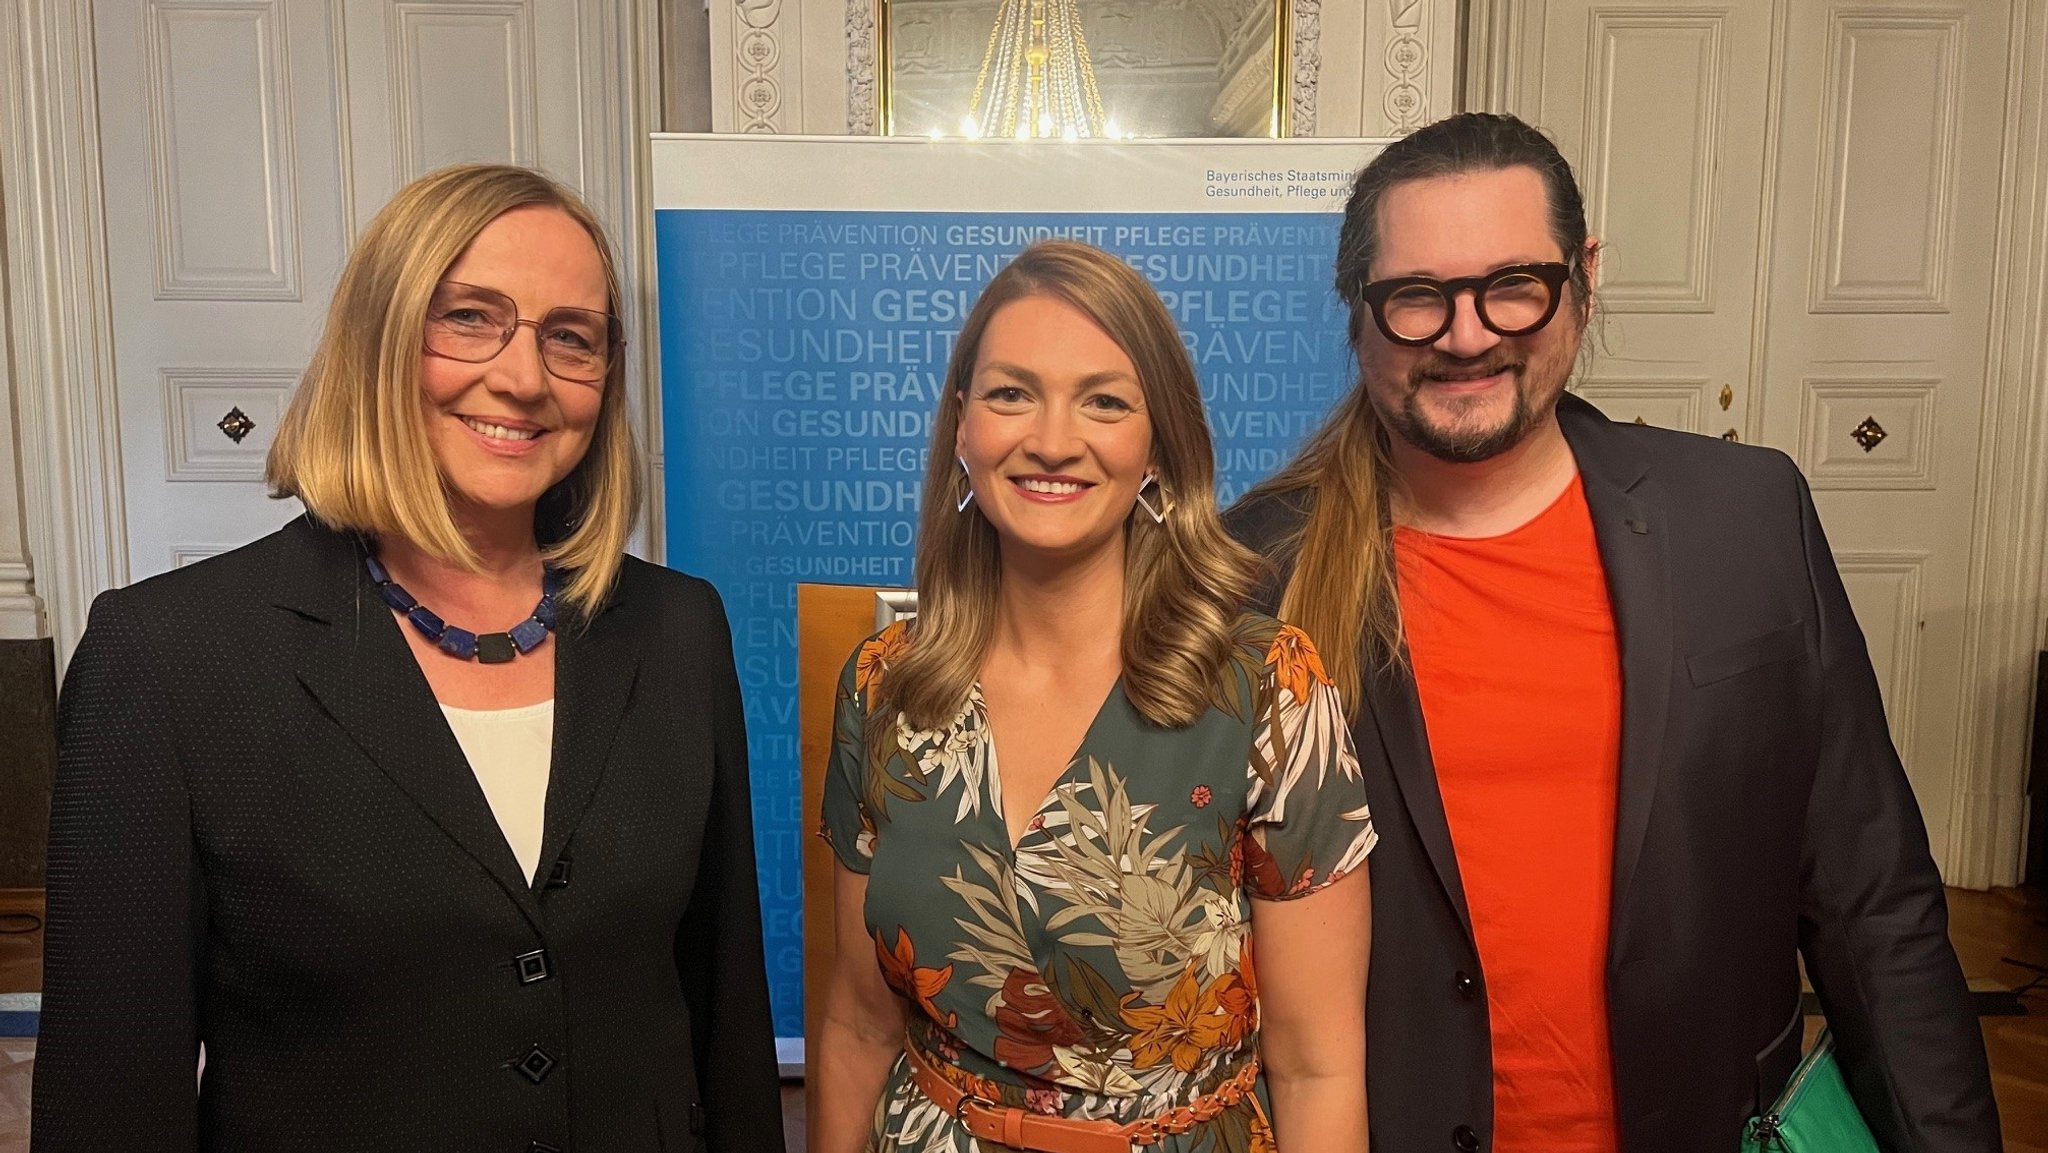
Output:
top-left (366, 552), bottom-right (561, 664)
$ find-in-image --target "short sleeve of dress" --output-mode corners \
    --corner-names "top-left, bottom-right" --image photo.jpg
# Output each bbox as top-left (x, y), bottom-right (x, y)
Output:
top-left (1242, 623), bottom-right (1377, 900)
top-left (817, 622), bottom-right (909, 873)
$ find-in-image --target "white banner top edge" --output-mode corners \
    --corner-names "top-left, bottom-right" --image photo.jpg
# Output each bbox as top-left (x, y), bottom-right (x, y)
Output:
top-left (647, 133), bottom-right (1400, 147)
top-left (650, 135), bottom-right (1393, 215)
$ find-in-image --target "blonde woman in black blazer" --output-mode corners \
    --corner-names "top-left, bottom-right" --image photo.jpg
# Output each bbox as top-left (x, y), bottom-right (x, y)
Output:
top-left (33, 165), bottom-right (781, 1152)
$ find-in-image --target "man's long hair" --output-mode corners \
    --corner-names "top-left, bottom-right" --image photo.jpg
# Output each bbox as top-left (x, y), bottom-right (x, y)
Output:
top-left (1248, 113), bottom-right (1593, 713)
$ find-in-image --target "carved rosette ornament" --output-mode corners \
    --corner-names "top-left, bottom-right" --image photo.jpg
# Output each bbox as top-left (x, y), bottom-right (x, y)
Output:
top-left (1290, 0), bottom-right (1321, 136)
top-left (1385, 0), bottom-right (1427, 133)
top-left (846, 0), bottom-right (879, 134)
top-left (735, 0), bottom-right (784, 133)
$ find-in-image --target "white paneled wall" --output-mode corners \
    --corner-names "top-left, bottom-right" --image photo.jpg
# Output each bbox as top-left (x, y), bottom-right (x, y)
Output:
top-left (0, 0), bottom-right (662, 661)
top-left (144, 1), bottom-right (304, 301)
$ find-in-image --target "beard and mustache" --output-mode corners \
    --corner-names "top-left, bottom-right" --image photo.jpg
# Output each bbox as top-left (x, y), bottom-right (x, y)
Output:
top-left (1373, 330), bottom-right (1581, 464)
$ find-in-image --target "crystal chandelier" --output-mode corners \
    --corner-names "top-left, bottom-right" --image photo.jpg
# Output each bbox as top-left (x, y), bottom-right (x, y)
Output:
top-left (962, 0), bottom-right (1109, 139)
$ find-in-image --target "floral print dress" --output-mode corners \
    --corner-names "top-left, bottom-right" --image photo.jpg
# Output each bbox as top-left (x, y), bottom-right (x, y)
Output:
top-left (820, 613), bottom-right (1376, 1153)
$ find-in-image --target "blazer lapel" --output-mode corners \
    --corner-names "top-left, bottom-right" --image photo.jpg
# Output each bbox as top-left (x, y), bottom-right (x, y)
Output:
top-left (533, 590), bottom-right (642, 888)
top-left (277, 519), bottom-right (544, 927)
top-left (1364, 662), bottom-right (1476, 940)
top-left (1559, 396), bottom-right (1675, 952)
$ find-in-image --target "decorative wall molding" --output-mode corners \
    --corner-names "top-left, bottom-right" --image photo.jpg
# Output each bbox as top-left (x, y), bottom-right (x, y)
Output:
top-left (0, 139), bottom-right (42, 640)
top-left (1946, 0), bottom-right (2048, 887)
top-left (1834, 549), bottom-right (1931, 763)
top-left (716, 0), bottom-right (791, 132)
top-left (1808, 11), bottom-right (1963, 314)
top-left (1289, 0), bottom-right (1320, 136)
top-left (329, 0), bottom-right (359, 240)
top-left (1572, 376), bottom-right (1711, 434)
top-left (1320, 0), bottom-right (1452, 137)
top-left (0, 0), bottom-right (132, 663)
top-left (844, 0), bottom-right (876, 134)
top-left (585, 0), bottom-right (663, 561)
top-left (582, 0), bottom-right (666, 560)
top-left (0, 249), bottom-right (41, 639)
top-left (169, 544), bottom-right (230, 568)
top-left (1582, 12), bottom-right (1725, 314)
top-left (160, 368), bottom-right (295, 482)
top-left (1459, 0), bottom-right (1520, 113)
top-left (1739, 0), bottom-right (1794, 445)
top-left (144, 0), bottom-right (303, 301)
top-left (390, 1), bottom-right (539, 182)
top-left (1796, 378), bottom-right (1940, 490)
top-left (0, 566), bottom-right (44, 640)
top-left (1381, 0), bottom-right (1427, 133)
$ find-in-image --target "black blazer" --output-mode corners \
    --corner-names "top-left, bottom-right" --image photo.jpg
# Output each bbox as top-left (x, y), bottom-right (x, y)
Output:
top-left (1225, 394), bottom-right (1999, 1152)
top-left (33, 516), bottom-right (782, 1153)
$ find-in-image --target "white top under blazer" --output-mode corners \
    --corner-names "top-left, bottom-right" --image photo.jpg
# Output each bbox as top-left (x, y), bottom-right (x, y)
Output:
top-left (440, 700), bottom-right (555, 883)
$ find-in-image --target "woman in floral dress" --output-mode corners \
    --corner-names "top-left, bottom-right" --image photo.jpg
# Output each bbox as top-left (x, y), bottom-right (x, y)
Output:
top-left (811, 241), bottom-right (1376, 1153)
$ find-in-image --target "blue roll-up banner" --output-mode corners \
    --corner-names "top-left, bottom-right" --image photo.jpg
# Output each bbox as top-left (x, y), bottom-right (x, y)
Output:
top-left (652, 135), bottom-right (1389, 1062)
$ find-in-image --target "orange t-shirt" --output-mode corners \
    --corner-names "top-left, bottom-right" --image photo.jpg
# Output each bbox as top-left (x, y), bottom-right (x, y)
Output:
top-left (1394, 475), bottom-right (1624, 1153)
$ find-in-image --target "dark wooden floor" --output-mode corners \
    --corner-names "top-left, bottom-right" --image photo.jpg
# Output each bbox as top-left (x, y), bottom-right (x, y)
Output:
top-left (4, 887), bottom-right (2044, 1151)
top-left (0, 890), bottom-right (40, 1151)
top-left (0, 891), bottom-right (39, 998)
top-left (1946, 885), bottom-right (2048, 1151)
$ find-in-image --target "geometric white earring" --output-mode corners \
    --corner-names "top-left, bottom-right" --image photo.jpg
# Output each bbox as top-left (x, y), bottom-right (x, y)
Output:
top-left (1134, 473), bottom-right (1171, 523)
top-left (956, 457), bottom-right (976, 513)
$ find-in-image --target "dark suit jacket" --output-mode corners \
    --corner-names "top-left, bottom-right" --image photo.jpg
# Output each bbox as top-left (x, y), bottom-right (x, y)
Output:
top-left (33, 516), bottom-right (782, 1153)
top-left (1225, 394), bottom-right (1999, 1152)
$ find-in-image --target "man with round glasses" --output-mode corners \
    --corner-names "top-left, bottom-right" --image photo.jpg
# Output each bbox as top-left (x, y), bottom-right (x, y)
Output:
top-left (1227, 112), bottom-right (1997, 1152)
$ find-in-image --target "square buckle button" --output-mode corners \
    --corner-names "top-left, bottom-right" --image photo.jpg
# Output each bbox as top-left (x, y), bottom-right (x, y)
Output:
top-left (515, 1046), bottom-right (557, 1083)
top-left (516, 949), bottom-right (550, 984)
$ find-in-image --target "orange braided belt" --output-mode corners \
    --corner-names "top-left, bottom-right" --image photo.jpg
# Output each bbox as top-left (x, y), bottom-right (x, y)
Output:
top-left (903, 1037), bottom-right (1261, 1153)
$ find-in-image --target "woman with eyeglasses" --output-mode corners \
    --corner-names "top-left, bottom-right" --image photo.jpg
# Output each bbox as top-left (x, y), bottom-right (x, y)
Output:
top-left (810, 241), bottom-right (1376, 1153)
top-left (33, 165), bottom-right (781, 1152)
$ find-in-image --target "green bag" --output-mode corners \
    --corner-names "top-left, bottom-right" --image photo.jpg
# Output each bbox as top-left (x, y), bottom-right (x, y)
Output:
top-left (1740, 1027), bottom-right (1880, 1152)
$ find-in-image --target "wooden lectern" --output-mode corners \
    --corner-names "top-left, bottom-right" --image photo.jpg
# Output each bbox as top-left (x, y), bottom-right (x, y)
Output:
top-left (795, 584), bottom-right (914, 1064)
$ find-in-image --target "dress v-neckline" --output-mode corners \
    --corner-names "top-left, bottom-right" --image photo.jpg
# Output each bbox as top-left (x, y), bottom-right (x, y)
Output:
top-left (979, 677), bottom-right (1125, 855)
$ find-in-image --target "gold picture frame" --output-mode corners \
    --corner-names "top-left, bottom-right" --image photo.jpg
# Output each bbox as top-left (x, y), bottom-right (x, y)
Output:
top-left (874, 0), bottom-right (1294, 139)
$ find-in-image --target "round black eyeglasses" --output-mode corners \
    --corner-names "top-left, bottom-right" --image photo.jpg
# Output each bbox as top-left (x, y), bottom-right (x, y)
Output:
top-left (423, 280), bottom-right (624, 384)
top-left (1356, 261), bottom-right (1575, 347)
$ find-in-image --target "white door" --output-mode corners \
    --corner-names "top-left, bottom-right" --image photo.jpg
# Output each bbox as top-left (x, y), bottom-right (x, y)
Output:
top-left (92, 0), bottom-right (640, 578)
top-left (1528, 0), bottom-right (1775, 438)
top-left (1751, 0), bottom-right (2010, 865)
top-left (1511, 0), bottom-right (2012, 874)
top-left (92, 0), bottom-right (339, 572)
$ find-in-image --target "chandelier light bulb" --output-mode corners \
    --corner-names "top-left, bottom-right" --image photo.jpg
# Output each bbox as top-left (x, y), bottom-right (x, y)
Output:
top-left (964, 0), bottom-right (1107, 142)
